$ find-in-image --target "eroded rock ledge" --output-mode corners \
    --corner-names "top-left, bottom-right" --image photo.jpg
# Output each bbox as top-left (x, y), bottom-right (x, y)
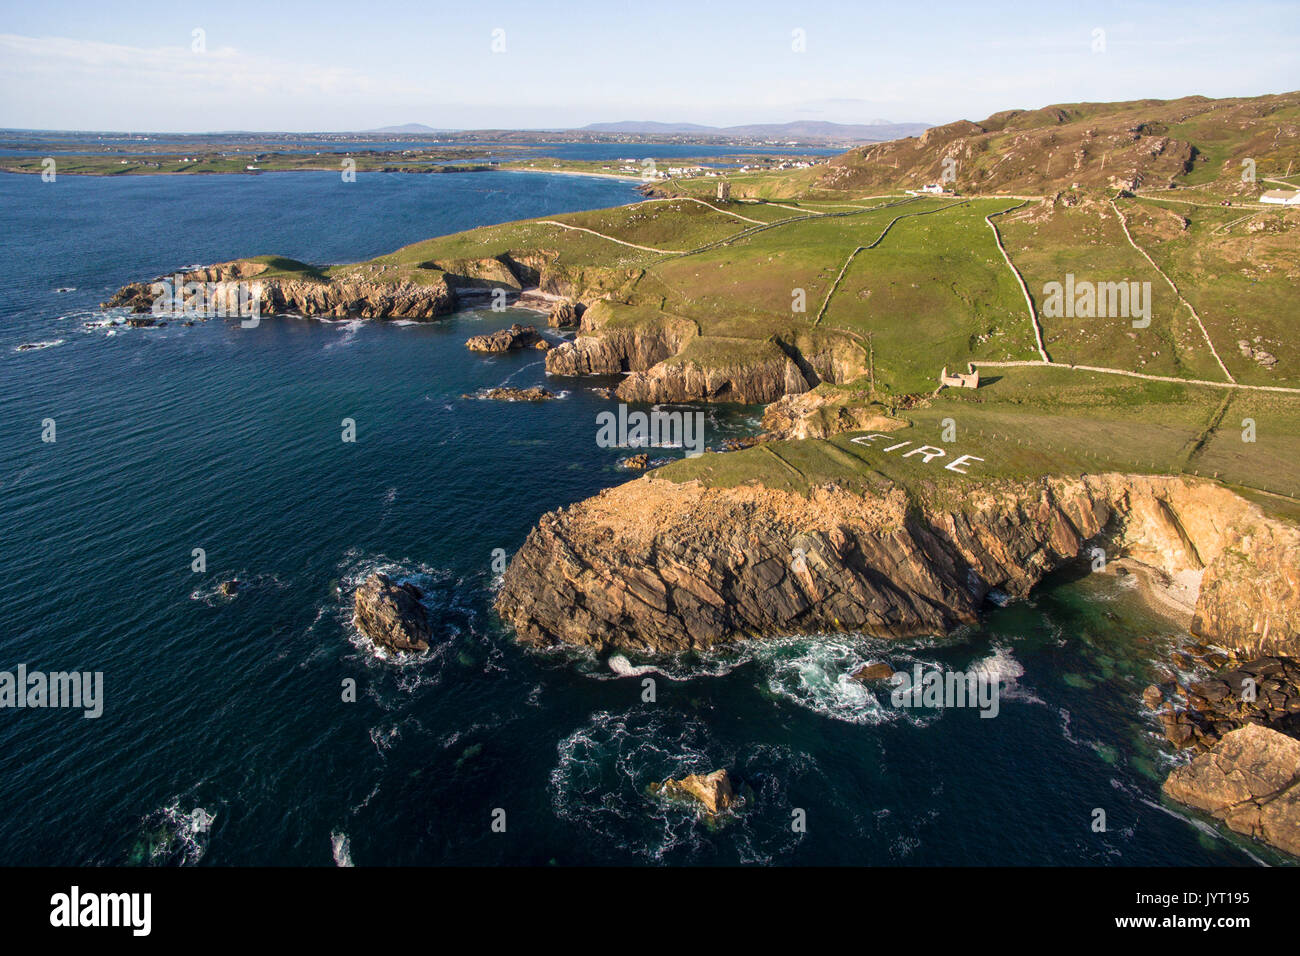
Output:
top-left (495, 474), bottom-right (1300, 658)
top-left (1163, 723), bottom-right (1300, 857)
top-left (104, 260), bottom-right (458, 321)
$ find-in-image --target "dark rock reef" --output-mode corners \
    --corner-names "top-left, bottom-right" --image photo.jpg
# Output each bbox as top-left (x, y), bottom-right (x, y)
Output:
top-left (1156, 657), bottom-right (1300, 752)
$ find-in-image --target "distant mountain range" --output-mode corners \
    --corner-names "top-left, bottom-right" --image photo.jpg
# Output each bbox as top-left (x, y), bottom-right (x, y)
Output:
top-left (578, 120), bottom-right (932, 142)
top-left (361, 120), bottom-right (931, 143)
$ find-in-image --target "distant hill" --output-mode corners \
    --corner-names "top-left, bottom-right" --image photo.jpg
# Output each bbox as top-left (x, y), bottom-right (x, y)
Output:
top-left (579, 120), bottom-right (931, 142)
top-left (814, 92), bottom-right (1300, 194)
top-left (363, 123), bottom-right (444, 134)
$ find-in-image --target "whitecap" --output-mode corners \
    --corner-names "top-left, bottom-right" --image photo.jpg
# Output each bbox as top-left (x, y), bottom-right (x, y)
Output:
top-left (330, 831), bottom-right (354, 867)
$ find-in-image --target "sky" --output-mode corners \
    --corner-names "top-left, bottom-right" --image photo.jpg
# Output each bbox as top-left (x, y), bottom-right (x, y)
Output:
top-left (0, 0), bottom-right (1297, 132)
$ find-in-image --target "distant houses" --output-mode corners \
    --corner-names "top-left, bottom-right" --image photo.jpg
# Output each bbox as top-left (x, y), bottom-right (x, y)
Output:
top-left (1260, 189), bottom-right (1300, 206)
top-left (907, 183), bottom-right (948, 196)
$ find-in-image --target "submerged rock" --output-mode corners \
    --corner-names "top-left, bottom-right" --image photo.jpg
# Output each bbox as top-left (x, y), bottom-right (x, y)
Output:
top-left (1163, 723), bottom-right (1300, 858)
top-left (851, 662), bottom-right (896, 682)
top-left (353, 573), bottom-right (431, 653)
top-left (648, 769), bottom-right (737, 815)
top-left (465, 386), bottom-right (555, 402)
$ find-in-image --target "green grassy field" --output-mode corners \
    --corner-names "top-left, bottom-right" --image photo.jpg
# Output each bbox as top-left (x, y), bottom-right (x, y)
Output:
top-left (136, 100), bottom-right (1298, 523)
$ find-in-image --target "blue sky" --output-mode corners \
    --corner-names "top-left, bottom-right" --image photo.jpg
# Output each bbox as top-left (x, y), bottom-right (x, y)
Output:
top-left (1, 0), bottom-right (1296, 131)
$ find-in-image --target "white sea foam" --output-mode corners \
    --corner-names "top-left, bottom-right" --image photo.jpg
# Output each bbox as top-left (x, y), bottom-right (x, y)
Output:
top-left (330, 831), bottom-right (354, 866)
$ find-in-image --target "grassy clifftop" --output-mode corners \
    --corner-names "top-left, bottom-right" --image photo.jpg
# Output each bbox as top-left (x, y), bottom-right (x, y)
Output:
top-left (111, 92), bottom-right (1299, 518)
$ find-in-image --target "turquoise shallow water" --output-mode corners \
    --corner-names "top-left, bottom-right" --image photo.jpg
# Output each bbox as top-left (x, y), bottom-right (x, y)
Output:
top-left (0, 170), bottom-right (1280, 865)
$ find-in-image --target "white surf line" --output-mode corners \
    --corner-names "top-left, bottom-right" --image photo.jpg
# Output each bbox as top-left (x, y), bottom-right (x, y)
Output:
top-left (1109, 199), bottom-right (1235, 384)
top-left (973, 359), bottom-right (1300, 395)
top-left (986, 200), bottom-right (1050, 363)
top-left (535, 220), bottom-right (688, 254)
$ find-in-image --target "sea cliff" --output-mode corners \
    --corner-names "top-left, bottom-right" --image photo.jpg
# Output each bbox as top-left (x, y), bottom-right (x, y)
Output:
top-left (496, 473), bottom-right (1300, 658)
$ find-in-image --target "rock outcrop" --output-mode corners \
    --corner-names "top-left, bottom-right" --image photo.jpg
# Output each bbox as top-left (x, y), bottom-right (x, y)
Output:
top-left (761, 390), bottom-right (907, 441)
top-left (1159, 657), bottom-right (1300, 751)
top-left (648, 769), bottom-right (737, 815)
top-left (104, 260), bottom-right (457, 321)
top-left (496, 473), bottom-right (1300, 657)
top-left (465, 324), bottom-right (542, 352)
top-left (547, 299), bottom-right (585, 328)
top-left (614, 346), bottom-right (811, 404)
top-left (1163, 723), bottom-right (1300, 858)
top-left (353, 573), bottom-right (431, 653)
top-left (464, 386), bottom-right (555, 402)
top-left (544, 302), bottom-right (696, 377)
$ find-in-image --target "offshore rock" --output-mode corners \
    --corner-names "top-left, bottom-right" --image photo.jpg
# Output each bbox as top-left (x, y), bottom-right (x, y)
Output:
top-left (465, 323), bottom-right (542, 352)
top-left (648, 769), bottom-right (737, 815)
top-left (353, 573), bottom-right (431, 653)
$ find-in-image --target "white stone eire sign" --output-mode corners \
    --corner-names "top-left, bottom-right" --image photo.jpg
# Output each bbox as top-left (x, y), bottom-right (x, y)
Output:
top-left (849, 434), bottom-right (985, 474)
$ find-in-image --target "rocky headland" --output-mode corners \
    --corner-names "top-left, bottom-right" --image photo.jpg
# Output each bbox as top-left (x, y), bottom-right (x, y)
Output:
top-left (496, 473), bottom-right (1299, 657)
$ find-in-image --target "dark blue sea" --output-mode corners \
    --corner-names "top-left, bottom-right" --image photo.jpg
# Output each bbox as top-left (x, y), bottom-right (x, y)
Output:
top-left (0, 169), bottom-right (1279, 866)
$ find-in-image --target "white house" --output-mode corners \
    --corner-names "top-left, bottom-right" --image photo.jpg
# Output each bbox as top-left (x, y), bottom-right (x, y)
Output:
top-left (1260, 189), bottom-right (1300, 206)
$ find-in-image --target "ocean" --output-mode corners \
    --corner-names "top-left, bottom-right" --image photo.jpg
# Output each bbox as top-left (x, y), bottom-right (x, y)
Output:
top-left (0, 168), bottom-right (1279, 866)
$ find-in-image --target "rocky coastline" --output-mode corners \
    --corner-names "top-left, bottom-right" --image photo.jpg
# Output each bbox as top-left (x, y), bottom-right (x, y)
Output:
top-left (496, 473), bottom-right (1299, 657)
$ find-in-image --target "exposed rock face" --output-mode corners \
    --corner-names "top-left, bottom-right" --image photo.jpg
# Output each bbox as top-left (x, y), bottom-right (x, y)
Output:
top-left (260, 278), bottom-right (456, 319)
top-left (1160, 657), bottom-right (1300, 751)
top-left (496, 473), bottom-right (1300, 657)
top-left (544, 305), bottom-right (695, 376)
top-left (1163, 724), bottom-right (1300, 858)
top-left (851, 662), bottom-right (896, 682)
top-left (547, 299), bottom-right (585, 328)
top-left (761, 391), bottom-right (906, 441)
top-left (648, 769), bottom-right (737, 815)
top-left (104, 260), bottom-right (457, 320)
top-left (353, 573), bottom-right (431, 653)
top-left (465, 323), bottom-right (542, 352)
top-left (614, 350), bottom-right (810, 405)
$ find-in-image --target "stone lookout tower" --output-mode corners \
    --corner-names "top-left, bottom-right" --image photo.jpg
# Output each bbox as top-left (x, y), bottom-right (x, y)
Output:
top-left (717, 180), bottom-right (731, 202)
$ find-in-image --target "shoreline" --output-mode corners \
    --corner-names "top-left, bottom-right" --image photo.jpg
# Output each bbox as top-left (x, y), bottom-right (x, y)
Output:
top-left (1104, 558), bottom-right (1200, 624)
top-left (501, 166), bottom-right (645, 184)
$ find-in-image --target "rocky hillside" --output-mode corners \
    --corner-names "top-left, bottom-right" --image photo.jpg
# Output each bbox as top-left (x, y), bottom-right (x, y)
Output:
top-left (496, 473), bottom-right (1300, 657)
top-left (815, 92), bottom-right (1300, 195)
